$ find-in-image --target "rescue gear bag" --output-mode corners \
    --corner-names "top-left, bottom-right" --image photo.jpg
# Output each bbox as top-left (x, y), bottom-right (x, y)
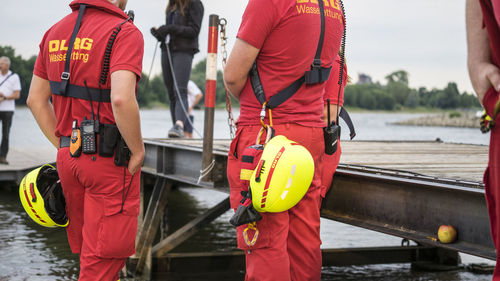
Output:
top-left (230, 143), bottom-right (265, 227)
top-left (19, 164), bottom-right (68, 228)
top-left (99, 123), bottom-right (119, 157)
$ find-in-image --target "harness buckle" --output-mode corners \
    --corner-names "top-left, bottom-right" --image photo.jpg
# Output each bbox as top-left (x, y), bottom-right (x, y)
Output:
top-left (311, 58), bottom-right (322, 69)
top-left (61, 72), bottom-right (70, 81)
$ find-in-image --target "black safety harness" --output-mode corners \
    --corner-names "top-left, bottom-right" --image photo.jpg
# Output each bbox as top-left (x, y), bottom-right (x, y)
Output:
top-left (249, 0), bottom-right (355, 139)
top-left (50, 4), bottom-right (132, 103)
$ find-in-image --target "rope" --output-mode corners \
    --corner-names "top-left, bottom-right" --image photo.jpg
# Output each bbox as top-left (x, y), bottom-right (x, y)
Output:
top-left (197, 159), bottom-right (215, 184)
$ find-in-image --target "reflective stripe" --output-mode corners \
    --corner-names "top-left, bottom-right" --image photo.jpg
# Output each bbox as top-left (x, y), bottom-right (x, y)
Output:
top-left (260, 146), bottom-right (285, 208)
top-left (240, 169), bottom-right (254, 181)
top-left (23, 186), bottom-right (47, 224)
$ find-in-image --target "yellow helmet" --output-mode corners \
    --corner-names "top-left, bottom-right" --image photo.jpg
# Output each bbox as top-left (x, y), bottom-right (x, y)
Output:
top-left (250, 135), bottom-right (314, 213)
top-left (19, 164), bottom-right (68, 228)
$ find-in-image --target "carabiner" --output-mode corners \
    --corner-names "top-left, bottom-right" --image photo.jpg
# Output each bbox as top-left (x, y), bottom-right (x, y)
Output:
top-left (243, 222), bottom-right (259, 247)
top-left (260, 102), bottom-right (267, 128)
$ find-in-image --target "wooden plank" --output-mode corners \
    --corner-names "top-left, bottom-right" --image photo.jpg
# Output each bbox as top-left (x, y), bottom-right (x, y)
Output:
top-left (0, 146), bottom-right (56, 171)
top-left (134, 178), bottom-right (172, 275)
top-left (143, 139), bottom-right (489, 183)
top-left (0, 147), bottom-right (57, 182)
top-left (152, 197), bottom-right (230, 257)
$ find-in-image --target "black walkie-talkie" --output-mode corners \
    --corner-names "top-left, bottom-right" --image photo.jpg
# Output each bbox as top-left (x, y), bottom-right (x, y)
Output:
top-left (81, 117), bottom-right (96, 154)
top-left (324, 99), bottom-right (340, 155)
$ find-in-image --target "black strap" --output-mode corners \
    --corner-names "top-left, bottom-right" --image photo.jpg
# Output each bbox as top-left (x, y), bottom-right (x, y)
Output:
top-left (304, 0), bottom-right (331, 85)
top-left (50, 81), bottom-right (111, 102)
top-left (60, 136), bottom-right (71, 148)
top-left (250, 0), bottom-right (330, 109)
top-left (60, 4), bottom-right (87, 95)
top-left (250, 62), bottom-right (268, 105)
top-left (267, 76), bottom-right (305, 109)
top-left (339, 107), bottom-right (355, 140)
top-left (0, 73), bottom-right (14, 88)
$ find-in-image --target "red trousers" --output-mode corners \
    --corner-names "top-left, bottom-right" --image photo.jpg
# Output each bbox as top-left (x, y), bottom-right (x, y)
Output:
top-left (228, 124), bottom-right (324, 281)
top-left (483, 89), bottom-right (500, 280)
top-left (57, 147), bottom-right (140, 281)
top-left (320, 143), bottom-right (341, 198)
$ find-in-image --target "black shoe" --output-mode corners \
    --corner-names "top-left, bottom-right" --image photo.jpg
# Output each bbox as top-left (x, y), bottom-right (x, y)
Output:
top-left (168, 124), bottom-right (184, 138)
top-left (0, 156), bottom-right (9, 165)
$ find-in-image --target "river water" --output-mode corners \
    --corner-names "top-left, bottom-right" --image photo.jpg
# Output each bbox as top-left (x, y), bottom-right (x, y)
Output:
top-left (0, 108), bottom-right (493, 280)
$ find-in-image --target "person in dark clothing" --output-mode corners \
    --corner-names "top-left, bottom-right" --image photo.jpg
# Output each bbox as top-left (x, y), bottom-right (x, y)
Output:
top-left (151, 0), bottom-right (204, 138)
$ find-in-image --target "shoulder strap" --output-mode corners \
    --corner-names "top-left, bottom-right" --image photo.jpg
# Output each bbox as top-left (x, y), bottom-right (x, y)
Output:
top-left (59, 4), bottom-right (87, 95)
top-left (304, 0), bottom-right (331, 85)
top-left (0, 73), bottom-right (14, 88)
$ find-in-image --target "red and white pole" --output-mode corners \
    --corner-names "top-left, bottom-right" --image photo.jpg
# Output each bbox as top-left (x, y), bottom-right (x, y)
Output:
top-left (201, 14), bottom-right (219, 182)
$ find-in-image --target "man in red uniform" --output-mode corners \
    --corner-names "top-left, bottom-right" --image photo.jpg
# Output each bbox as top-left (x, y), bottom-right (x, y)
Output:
top-left (467, 0), bottom-right (500, 279)
top-left (27, 0), bottom-right (144, 280)
top-left (321, 54), bottom-right (348, 197)
top-left (224, 0), bottom-right (344, 279)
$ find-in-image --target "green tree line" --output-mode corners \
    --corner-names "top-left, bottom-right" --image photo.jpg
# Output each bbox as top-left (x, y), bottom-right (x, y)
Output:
top-left (0, 45), bottom-right (480, 111)
top-left (344, 70), bottom-right (481, 110)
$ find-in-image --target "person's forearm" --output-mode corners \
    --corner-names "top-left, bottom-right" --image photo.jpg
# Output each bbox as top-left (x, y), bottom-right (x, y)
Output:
top-left (224, 76), bottom-right (247, 99)
top-left (193, 93), bottom-right (203, 107)
top-left (223, 38), bottom-right (260, 99)
top-left (10, 90), bottom-right (20, 100)
top-left (110, 70), bottom-right (144, 157)
top-left (465, 0), bottom-right (500, 102)
top-left (27, 75), bottom-right (59, 148)
top-left (466, 0), bottom-right (491, 75)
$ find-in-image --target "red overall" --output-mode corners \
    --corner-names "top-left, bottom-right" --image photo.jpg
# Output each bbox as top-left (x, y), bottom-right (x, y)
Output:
top-left (33, 0), bottom-right (144, 280)
top-left (229, 0), bottom-right (344, 279)
top-left (228, 124), bottom-right (324, 281)
top-left (477, 0), bottom-right (500, 279)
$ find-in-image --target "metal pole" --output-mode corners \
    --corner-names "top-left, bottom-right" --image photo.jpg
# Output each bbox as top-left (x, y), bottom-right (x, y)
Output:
top-left (201, 14), bottom-right (219, 182)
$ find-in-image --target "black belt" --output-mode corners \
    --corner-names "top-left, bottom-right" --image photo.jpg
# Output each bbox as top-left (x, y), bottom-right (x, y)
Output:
top-left (60, 136), bottom-right (71, 148)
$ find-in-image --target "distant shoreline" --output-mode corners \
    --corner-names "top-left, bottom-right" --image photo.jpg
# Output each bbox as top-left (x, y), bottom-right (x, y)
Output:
top-left (393, 111), bottom-right (481, 128)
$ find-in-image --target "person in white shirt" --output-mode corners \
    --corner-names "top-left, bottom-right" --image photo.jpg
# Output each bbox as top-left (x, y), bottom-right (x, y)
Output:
top-left (0, 56), bottom-right (21, 164)
top-left (184, 80), bottom-right (203, 138)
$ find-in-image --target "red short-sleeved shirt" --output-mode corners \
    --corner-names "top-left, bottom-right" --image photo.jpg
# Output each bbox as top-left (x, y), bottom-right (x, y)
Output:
top-left (323, 54), bottom-right (347, 106)
top-left (236, 0), bottom-right (344, 127)
top-left (33, 0), bottom-right (144, 137)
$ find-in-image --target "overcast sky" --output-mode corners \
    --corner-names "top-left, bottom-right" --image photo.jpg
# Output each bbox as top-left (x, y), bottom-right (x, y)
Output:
top-left (2, 0), bottom-right (474, 94)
